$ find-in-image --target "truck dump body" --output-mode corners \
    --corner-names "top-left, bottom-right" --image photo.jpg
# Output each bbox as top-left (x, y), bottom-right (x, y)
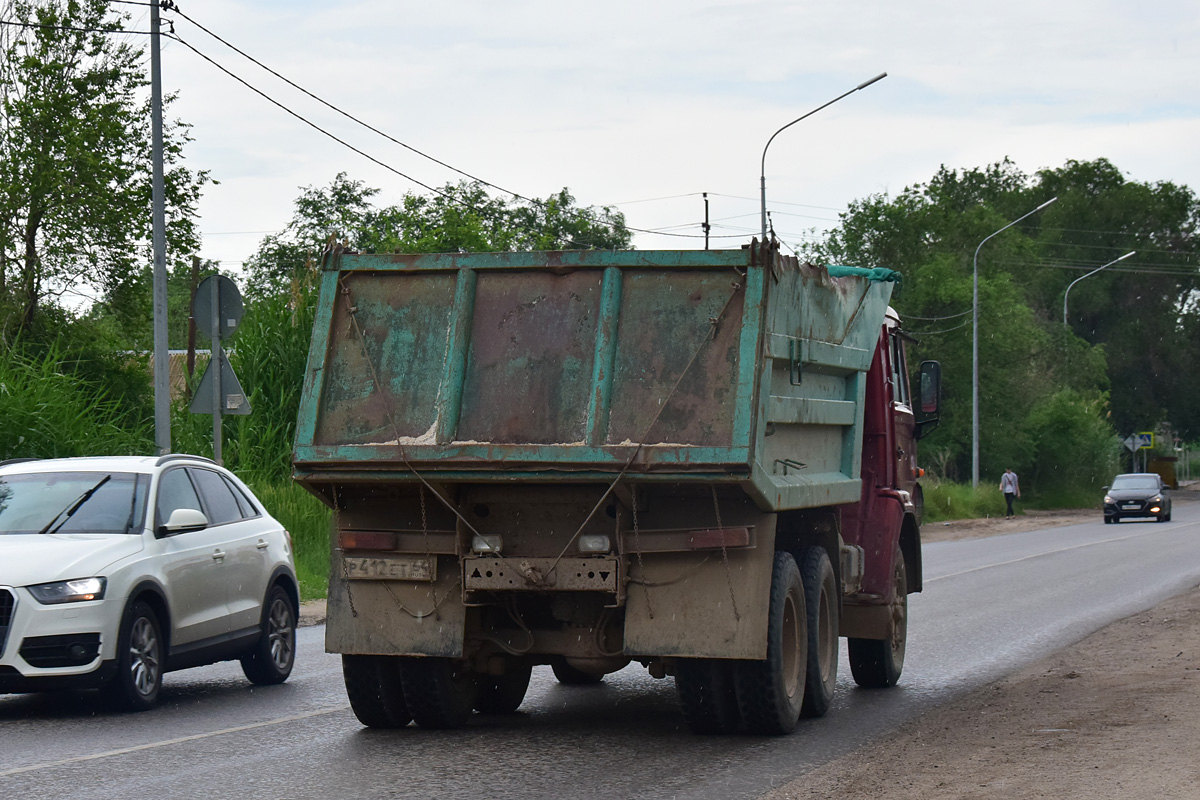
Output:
top-left (294, 246), bottom-right (893, 510)
top-left (295, 243), bottom-right (925, 735)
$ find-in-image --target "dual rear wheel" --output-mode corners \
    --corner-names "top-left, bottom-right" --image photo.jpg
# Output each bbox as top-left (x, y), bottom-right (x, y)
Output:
top-left (674, 547), bottom-right (842, 735)
top-left (343, 655), bottom-right (532, 729)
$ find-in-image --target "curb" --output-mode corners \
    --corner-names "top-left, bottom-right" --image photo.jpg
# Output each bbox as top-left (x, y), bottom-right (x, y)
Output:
top-left (298, 599), bottom-right (327, 628)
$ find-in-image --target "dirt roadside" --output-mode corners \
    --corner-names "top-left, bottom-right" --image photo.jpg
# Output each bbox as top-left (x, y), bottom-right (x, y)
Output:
top-left (764, 494), bottom-right (1200, 800)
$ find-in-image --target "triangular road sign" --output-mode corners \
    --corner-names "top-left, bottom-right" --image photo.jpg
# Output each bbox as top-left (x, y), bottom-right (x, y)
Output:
top-left (190, 357), bottom-right (252, 415)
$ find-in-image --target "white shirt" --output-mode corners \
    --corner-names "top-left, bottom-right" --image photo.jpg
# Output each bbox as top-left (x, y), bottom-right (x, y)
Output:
top-left (1000, 472), bottom-right (1019, 494)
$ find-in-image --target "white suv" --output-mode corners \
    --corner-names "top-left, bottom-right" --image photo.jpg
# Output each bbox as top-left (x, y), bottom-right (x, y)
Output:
top-left (0, 454), bottom-right (298, 710)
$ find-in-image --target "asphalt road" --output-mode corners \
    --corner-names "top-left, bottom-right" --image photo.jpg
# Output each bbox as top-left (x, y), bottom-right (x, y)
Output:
top-left (4, 505), bottom-right (1200, 799)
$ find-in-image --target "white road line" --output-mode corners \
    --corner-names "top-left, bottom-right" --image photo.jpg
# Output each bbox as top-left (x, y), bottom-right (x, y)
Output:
top-left (0, 705), bottom-right (349, 779)
top-left (926, 520), bottom-right (1200, 584)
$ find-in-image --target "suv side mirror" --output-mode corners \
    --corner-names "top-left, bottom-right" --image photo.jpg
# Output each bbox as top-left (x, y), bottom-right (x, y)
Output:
top-left (160, 507), bottom-right (209, 535)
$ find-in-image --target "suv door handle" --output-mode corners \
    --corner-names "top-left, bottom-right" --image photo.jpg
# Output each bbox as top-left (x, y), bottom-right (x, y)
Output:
top-left (212, 549), bottom-right (226, 561)
top-left (256, 540), bottom-right (270, 550)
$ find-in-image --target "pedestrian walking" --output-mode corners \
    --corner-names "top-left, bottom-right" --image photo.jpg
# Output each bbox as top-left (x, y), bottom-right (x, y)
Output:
top-left (1000, 468), bottom-right (1020, 518)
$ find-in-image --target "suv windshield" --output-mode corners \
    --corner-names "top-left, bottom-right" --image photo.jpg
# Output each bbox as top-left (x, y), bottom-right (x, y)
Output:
top-left (1110, 475), bottom-right (1160, 491)
top-left (0, 471), bottom-right (148, 535)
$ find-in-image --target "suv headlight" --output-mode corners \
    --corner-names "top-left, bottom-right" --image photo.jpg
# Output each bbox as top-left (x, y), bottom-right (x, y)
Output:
top-left (27, 577), bottom-right (107, 604)
top-left (1103, 495), bottom-right (1114, 504)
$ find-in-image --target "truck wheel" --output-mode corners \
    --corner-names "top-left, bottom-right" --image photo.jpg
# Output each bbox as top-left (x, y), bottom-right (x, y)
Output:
top-left (733, 551), bottom-right (807, 735)
top-left (551, 658), bottom-right (604, 685)
top-left (475, 664), bottom-right (532, 714)
top-left (342, 655), bottom-right (411, 728)
top-left (400, 657), bottom-right (479, 729)
top-left (675, 658), bottom-right (741, 734)
top-left (799, 547), bottom-right (838, 718)
top-left (848, 545), bottom-right (907, 688)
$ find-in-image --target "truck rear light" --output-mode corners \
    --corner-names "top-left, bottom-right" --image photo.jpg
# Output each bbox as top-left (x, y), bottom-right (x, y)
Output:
top-left (578, 534), bottom-right (611, 553)
top-left (688, 527), bottom-right (751, 549)
top-left (339, 530), bottom-right (396, 551)
top-left (471, 534), bottom-right (503, 554)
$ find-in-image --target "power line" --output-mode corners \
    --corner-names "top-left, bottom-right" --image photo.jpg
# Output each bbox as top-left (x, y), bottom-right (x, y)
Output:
top-left (901, 309), bottom-right (971, 321)
top-left (168, 7), bottom-right (714, 244)
top-left (905, 319), bottom-right (970, 336)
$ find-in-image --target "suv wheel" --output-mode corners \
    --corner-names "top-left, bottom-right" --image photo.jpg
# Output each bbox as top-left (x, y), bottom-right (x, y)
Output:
top-left (110, 601), bottom-right (164, 711)
top-left (241, 585), bottom-right (296, 685)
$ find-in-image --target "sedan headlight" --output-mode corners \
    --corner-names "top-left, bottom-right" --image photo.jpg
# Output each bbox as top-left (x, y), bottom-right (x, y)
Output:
top-left (1103, 495), bottom-right (1114, 504)
top-left (27, 577), bottom-right (107, 604)
top-left (1151, 496), bottom-right (1162, 504)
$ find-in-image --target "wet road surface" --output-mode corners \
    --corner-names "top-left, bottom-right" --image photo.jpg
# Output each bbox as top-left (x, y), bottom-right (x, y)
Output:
top-left (4, 506), bottom-right (1200, 799)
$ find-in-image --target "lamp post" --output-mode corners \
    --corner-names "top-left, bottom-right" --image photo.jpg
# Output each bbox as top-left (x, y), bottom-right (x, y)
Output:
top-left (971, 196), bottom-right (1058, 487)
top-left (760, 72), bottom-right (887, 242)
top-left (1062, 251), bottom-right (1136, 325)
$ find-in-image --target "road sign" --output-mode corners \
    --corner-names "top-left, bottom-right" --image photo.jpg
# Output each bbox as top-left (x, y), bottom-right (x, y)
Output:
top-left (192, 275), bottom-right (243, 338)
top-left (189, 353), bottom-right (251, 416)
top-left (1123, 434), bottom-right (1140, 453)
top-left (1136, 431), bottom-right (1154, 450)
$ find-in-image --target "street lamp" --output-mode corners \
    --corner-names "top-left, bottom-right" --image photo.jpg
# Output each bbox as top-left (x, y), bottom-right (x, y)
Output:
top-left (760, 73), bottom-right (887, 242)
top-left (971, 196), bottom-right (1058, 487)
top-left (1062, 251), bottom-right (1136, 325)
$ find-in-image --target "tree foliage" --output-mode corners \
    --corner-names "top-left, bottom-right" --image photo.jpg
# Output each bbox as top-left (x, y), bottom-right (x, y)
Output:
top-left (0, 0), bottom-right (208, 345)
top-left (244, 174), bottom-right (631, 298)
top-left (808, 157), bottom-right (1200, 493)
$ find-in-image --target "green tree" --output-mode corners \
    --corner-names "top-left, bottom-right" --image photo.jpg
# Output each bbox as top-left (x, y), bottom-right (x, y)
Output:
top-left (0, 0), bottom-right (208, 341)
top-left (243, 175), bottom-right (631, 299)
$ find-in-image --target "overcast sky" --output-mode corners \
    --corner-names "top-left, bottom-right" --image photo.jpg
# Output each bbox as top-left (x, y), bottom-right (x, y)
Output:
top-left (140, 1), bottom-right (1200, 270)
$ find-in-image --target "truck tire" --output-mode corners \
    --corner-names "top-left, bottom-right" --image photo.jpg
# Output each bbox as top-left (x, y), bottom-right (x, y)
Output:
top-left (848, 544), bottom-right (907, 688)
top-left (675, 658), bottom-right (741, 734)
top-left (799, 547), bottom-right (838, 718)
top-left (475, 664), bottom-right (532, 714)
top-left (400, 657), bottom-right (479, 729)
top-left (551, 658), bottom-right (604, 685)
top-left (342, 654), bottom-right (411, 728)
top-left (733, 551), bottom-right (807, 735)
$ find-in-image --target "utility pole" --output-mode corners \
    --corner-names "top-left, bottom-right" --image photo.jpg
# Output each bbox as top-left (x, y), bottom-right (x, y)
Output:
top-left (150, 0), bottom-right (170, 454)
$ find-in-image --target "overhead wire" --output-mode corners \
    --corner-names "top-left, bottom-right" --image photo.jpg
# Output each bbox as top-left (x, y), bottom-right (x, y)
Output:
top-left (166, 6), bottom-right (718, 244)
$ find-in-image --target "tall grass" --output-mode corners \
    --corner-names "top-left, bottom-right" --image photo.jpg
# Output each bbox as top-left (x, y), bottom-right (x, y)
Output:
top-left (0, 341), bottom-right (154, 459)
top-left (923, 482), bottom-right (1006, 522)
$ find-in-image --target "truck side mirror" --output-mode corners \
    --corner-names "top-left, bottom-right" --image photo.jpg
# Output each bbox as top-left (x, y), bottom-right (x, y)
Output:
top-left (915, 360), bottom-right (941, 440)
top-left (919, 361), bottom-right (941, 415)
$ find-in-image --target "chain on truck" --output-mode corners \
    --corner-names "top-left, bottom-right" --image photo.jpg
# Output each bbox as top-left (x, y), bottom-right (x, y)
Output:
top-left (293, 240), bottom-right (941, 734)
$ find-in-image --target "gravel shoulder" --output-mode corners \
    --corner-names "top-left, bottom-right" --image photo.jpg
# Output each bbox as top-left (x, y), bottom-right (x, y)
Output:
top-left (764, 490), bottom-right (1200, 800)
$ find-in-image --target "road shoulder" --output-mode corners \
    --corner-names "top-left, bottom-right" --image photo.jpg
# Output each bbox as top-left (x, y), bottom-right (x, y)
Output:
top-left (763, 578), bottom-right (1200, 799)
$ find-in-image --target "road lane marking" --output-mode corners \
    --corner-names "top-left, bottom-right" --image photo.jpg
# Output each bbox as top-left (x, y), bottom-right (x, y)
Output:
top-left (0, 704), bottom-right (349, 779)
top-left (926, 520), bottom-right (1200, 584)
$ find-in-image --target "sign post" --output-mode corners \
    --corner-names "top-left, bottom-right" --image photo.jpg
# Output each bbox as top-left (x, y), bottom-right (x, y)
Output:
top-left (190, 275), bottom-right (250, 464)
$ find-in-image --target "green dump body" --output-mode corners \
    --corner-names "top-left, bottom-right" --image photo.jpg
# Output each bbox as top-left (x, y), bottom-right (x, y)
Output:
top-left (293, 244), bottom-right (894, 511)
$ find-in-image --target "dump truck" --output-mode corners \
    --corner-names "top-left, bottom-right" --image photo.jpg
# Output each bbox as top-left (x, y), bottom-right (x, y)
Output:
top-left (293, 241), bottom-right (940, 734)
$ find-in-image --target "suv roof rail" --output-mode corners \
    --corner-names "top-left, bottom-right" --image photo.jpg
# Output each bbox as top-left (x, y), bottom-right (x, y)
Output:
top-left (0, 457), bottom-right (39, 468)
top-left (154, 453), bottom-right (218, 467)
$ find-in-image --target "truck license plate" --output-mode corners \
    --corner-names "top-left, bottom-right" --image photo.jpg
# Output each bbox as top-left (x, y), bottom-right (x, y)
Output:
top-left (343, 555), bottom-right (436, 581)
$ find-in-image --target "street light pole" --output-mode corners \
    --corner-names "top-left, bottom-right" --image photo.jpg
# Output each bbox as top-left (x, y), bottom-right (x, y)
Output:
top-left (971, 196), bottom-right (1058, 487)
top-left (1062, 251), bottom-right (1136, 325)
top-left (760, 72), bottom-right (887, 242)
